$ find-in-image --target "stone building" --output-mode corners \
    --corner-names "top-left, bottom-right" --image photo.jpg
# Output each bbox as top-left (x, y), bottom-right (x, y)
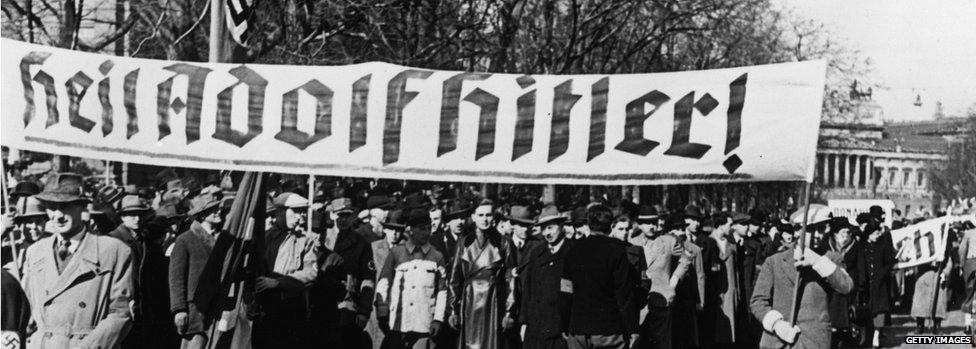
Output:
top-left (813, 98), bottom-right (969, 217)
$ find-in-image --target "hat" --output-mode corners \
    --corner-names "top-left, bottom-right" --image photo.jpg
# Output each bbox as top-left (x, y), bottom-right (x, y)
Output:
top-left (10, 182), bottom-right (41, 197)
top-left (166, 179), bottom-right (184, 192)
top-left (683, 205), bottom-right (703, 220)
top-left (327, 197), bottom-right (354, 214)
top-left (748, 209), bottom-right (767, 226)
top-left (117, 195), bottom-right (151, 215)
top-left (570, 206), bottom-right (588, 227)
top-left (869, 205), bottom-right (885, 219)
top-left (282, 193), bottom-right (309, 209)
top-left (96, 185), bottom-right (125, 206)
top-left (188, 192), bottom-right (221, 217)
top-left (444, 200), bottom-right (472, 220)
top-left (35, 173), bottom-right (89, 203)
top-left (535, 205), bottom-right (567, 226)
top-left (122, 185), bottom-right (139, 195)
top-left (155, 202), bottom-right (186, 223)
top-left (664, 214), bottom-right (688, 231)
top-left (731, 212), bottom-right (751, 225)
top-left (636, 205), bottom-right (659, 222)
top-left (506, 206), bottom-right (535, 225)
top-left (401, 192), bottom-right (429, 210)
top-left (405, 208), bottom-right (432, 230)
top-left (382, 209), bottom-right (407, 230)
top-left (366, 195), bottom-right (395, 210)
top-left (264, 196), bottom-right (277, 214)
top-left (14, 196), bottom-right (46, 220)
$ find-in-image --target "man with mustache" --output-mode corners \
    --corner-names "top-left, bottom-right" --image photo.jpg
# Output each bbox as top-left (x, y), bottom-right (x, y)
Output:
top-left (20, 173), bottom-right (133, 349)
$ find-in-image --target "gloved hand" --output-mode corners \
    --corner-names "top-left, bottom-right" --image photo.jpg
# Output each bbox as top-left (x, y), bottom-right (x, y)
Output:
top-left (502, 316), bottom-right (515, 330)
top-left (448, 314), bottom-right (460, 329)
top-left (793, 247), bottom-right (824, 267)
top-left (173, 312), bottom-right (188, 333)
top-left (430, 321), bottom-right (443, 337)
top-left (772, 320), bottom-right (801, 344)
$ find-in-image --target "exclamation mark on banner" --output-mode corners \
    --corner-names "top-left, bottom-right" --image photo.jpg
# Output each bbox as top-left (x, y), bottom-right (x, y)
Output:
top-left (723, 73), bottom-right (747, 173)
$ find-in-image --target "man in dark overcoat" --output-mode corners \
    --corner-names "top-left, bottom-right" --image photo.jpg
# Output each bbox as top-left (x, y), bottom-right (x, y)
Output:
top-left (520, 206), bottom-right (572, 349)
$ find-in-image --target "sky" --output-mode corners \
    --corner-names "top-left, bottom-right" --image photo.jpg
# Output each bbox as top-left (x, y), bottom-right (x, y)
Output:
top-left (776, 0), bottom-right (976, 121)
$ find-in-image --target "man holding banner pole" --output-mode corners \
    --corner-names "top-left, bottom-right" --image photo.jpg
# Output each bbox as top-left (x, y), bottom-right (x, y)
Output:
top-left (750, 202), bottom-right (853, 349)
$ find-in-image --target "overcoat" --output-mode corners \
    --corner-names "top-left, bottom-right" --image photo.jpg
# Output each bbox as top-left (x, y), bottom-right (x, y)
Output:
top-left (21, 231), bottom-right (133, 349)
top-left (827, 238), bottom-right (860, 328)
top-left (519, 241), bottom-right (572, 349)
top-left (911, 262), bottom-right (952, 319)
top-left (448, 228), bottom-right (515, 349)
top-left (750, 249), bottom-right (853, 349)
top-left (856, 233), bottom-right (895, 314)
top-left (702, 240), bottom-right (738, 344)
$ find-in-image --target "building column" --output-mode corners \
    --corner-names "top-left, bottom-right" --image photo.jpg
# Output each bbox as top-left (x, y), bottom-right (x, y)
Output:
top-left (852, 155), bottom-right (860, 189)
top-left (831, 154), bottom-right (839, 188)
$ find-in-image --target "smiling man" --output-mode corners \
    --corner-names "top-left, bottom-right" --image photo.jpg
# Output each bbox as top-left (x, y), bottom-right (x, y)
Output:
top-left (20, 173), bottom-right (133, 349)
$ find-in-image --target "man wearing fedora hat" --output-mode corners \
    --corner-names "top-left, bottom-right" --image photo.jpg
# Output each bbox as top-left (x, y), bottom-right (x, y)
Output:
top-left (168, 192), bottom-right (224, 349)
top-left (520, 206), bottom-right (572, 349)
top-left (108, 194), bottom-right (176, 349)
top-left (431, 200), bottom-right (472, 271)
top-left (20, 173), bottom-right (134, 349)
top-left (357, 194), bottom-right (396, 242)
top-left (365, 208), bottom-right (407, 349)
top-left (670, 207), bottom-right (707, 349)
top-left (502, 205), bottom-right (545, 349)
top-left (2, 196), bottom-right (49, 273)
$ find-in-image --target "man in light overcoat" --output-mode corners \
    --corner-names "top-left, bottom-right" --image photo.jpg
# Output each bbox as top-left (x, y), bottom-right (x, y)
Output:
top-left (21, 173), bottom-right (133, 349)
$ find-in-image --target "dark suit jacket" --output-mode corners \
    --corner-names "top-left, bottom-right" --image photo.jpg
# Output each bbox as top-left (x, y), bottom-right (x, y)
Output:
top-left (561, 234), bottom-right (639, 336)
top-left (431, 229), bottom-right (463, 272)
top-left (108, 225), bottom-right (170, 324)
top-left (521, 240), bottom-right (572, 341)
top-left (750, 249), bottom-right (853, 349)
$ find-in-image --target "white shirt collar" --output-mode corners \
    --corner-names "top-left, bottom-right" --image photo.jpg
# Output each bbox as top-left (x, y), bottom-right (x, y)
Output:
top-left (55, 230), bottom-right (86, 254)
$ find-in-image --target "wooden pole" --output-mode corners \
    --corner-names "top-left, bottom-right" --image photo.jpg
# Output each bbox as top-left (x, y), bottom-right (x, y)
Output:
top-left (308, 174), bottom-right (314, 234)
top-left (208, 0), bottom-right (225, 63)
top-left (789, 181), bottom-right (813, 329)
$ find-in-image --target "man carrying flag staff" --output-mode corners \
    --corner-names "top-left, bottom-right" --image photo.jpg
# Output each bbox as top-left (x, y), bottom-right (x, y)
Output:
top-left (252, 193), bottom-right (319, 348)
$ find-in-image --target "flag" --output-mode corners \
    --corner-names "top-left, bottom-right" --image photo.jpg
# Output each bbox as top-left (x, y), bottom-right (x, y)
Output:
top-left (194, 171), bottom-right (265, 348)
top-left (224, 0), bottom-right (254, 46)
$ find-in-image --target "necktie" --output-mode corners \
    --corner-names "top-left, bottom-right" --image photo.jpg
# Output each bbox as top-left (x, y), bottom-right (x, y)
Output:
top-left (57, 239), bottom-right (72, 262)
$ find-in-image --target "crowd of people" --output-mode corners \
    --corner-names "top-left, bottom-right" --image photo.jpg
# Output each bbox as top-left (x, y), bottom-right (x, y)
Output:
top-left (1, 170), bottom-right (975, 349)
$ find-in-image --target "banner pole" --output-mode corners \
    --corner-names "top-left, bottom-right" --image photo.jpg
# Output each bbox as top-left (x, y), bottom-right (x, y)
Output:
top-left (789, 180), bottom-right (813, 330)
top-left (208, 0), bottom-right (225, 63)
top-left (308, 174), bottom-right (314, 234)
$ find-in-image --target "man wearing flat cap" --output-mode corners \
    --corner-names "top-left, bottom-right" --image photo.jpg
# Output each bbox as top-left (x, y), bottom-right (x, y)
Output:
top-left (168, 192), bottom-right (224, 349)
top-left (375, 209), bottom-right (449, 349)
top-left (20, 173), bottom-right (134, 349)
top-left (365, 208), bottom-right (407, 349)
top-left (109, 194), bottom-right (176, 349)
top-left (252, 193), bottom-right (319, 348)
top-left (671, 206), bottom-right (707, 349)
top-left (729, 213), bottom-right (764, 348)
top-left (320, 196), bottom-right (375, 348)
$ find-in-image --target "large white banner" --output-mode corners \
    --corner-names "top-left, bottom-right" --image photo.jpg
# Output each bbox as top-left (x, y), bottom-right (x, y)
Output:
top-left (893, 214), bottom-right (976, 269)
top-left (0, 39), bottom-right (826, 184)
